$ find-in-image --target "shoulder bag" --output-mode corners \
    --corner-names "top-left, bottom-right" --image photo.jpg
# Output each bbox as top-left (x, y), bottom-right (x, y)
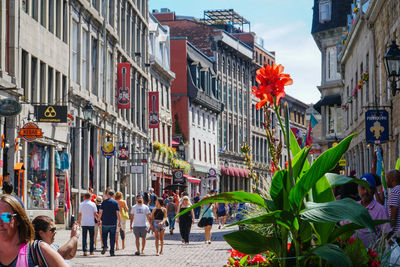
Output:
top-left (197, 205), bottom-right (211, 228)
top-left (120, 202), bottom-right (129, 220)
top-left (31, 240), bottom-right (49, 267)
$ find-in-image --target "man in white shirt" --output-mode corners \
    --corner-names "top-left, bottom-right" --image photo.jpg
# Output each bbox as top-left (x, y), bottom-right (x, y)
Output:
top-left (78, 192), bottom-right (98, 256)
top-left (130, 194), bottom-right (151, 255)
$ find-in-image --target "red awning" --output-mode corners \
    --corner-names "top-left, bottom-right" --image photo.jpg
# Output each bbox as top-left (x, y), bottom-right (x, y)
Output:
top-left (221, 166), bottom-right (250, 178)
top-left (172, 140), bottom-right (179, 146)
top-left (184, 174), bottom-right (201, 184)
top-left (232, 167), bottom-right (240, 177)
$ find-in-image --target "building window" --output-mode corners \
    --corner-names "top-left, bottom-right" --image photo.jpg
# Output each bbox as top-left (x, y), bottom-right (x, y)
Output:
top-left (198, 140), bottom-right (201, 161)
top-left (82, 29), bottom-right (88, 90)
top-left (106, 52), bottom-right (113, 104)
top-left (48, 0), bottom-right (54, 33)
top-left (197, 110), bottom-right (200, 125)
top-left (91, 37), bottom-right (98, 95)
top-left (72, 20), bottom-right (79, 84)
top-left (193, 138), bottom-right (196, 159)
top-left (99, 42), bottom-right (104, 99)
top-left (228, 86), bottom-right (232, 111)
top-left (31, 56), bottom-right (38, 103)
top-left (48, 67), bottom-right (53, 104)
top-left (319, 0), bottom-right (331, 23)
top-left (213, 145), bottom-right (216, 165)
top-left (203, 113), bottom-right (206, 128)
top-left (204, 142), bottom-right (207, 162)
top-left (209, 143), bottom-right (211, 163)
top-left (192, 108), bottom-right (195, 123)
top-left (27, 143), bottom-right (51, 209)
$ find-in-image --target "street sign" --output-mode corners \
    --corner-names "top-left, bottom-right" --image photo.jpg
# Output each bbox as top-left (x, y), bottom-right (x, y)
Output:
top-left (130, 165), bottom-right (143, 174)
top-left (208, 168), bottom-right (216, 178)
top-left (0, 98), bottom-right (21, 117)
top-left (365, 110), bottom-right (389, 144)
top-left (35, 105), bottom-right (67, 123)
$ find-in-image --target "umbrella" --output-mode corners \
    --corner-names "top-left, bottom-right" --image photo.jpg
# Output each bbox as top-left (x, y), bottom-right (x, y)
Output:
top-left (163, 184), bottom-right (187, 191)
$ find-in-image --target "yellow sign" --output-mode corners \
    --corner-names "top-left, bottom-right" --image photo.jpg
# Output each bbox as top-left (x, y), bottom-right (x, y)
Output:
top-left (44, 106), bottom-right (57, 117)
top-left (332, 142), bottom-right (339, 148)
top-left (339, 159), bottom-right (346, 166)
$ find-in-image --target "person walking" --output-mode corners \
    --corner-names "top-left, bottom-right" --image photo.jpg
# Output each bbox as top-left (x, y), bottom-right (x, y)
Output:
top-left (78, 192), bottom-right (98, 256)
top-left (193, 192), bottom-right (201, 219)
top-left (167, 196), bottom-right (176, 235)
top-left (94, 196), bottom-right (103, 250)
top-left (115, 192), bottom-right (128, 250)
top-left (217, 203), bottom-right (228, 229)
top-left (177, 196), bottom-right (195, 244)
top-left (32, 215), bottom-right (80, 264)
top-left (149, 188), bottom-right (158, 212)
top-left (201, 195), bottom-right (217, 244)
top-left (130, 194), bottom-right (151, 255)
top-left (0, 194), bottom-right (67, 267)
top-left (386, 169), bottom-right (400, 239)
top-left (150, 198), bottom-right (167, 256)
top-left (98, 190), bottom-right (121, 256)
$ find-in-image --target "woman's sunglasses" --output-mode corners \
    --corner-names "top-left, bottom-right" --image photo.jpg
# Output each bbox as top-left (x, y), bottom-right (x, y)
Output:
top-left (0, 212), bottom-right (16, 223)
top-left (49, 227), bottom-right (57, 233)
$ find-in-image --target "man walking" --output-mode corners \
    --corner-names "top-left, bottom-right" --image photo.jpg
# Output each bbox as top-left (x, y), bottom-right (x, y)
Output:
top-left (130, 194), bottom-right (151, 255)
top-left (98, 190), bottom-right (121, 256)
top-left (149, 188), bottom-right (158, 212)
top-left (78, 192), bottom-right (98, 256)
top-left (386, 169), bottom-right (400, 239)
top-left (193, 192), bottom-right (201, 219)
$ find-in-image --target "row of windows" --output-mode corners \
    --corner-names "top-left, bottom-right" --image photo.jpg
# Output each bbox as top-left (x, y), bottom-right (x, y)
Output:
top-left (21, 50), bottom-right (67, 105)
top-left (22, 0), bottom-right (69, 43)
top-left (152, 122), bottom-right (172, 148)
top-left (189, 64), bottom-right (218, 99)
top-left (218, 55), bottom-right (250, 82)
top-left (192, 138), bottom-right (217, 165)
top-left (219, 119), bottom-right (247, 154)
top-left (222, 85), bottom-right (248, 115)
top-left (255, 51), bottom-right (273, 67)
top-left (151, 77), bottom-right (170, 109)
top-left (191, 109), bottom-right (216, 133)
top-left (252, 136), bottom-right (270, 163)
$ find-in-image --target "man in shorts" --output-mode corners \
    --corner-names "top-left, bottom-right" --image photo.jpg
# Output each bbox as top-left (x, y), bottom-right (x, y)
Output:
top-left (130, 194), bottom-right (151, 255)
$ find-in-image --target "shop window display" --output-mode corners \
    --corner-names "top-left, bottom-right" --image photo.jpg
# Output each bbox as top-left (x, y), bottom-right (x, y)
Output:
top-left (27, 143), bottom-right (51, 209)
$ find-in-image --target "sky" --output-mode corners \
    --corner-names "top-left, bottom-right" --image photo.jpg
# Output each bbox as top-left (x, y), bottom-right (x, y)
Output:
top-left (150, 0), bottom-right (322, 104)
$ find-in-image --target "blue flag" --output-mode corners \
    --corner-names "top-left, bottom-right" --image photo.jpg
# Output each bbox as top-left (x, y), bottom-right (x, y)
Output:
top-left (310, 113), bottom-right (318, 128)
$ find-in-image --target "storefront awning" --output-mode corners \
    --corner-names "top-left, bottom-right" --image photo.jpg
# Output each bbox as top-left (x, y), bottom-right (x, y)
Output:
top-left (313, 94), bottom-right (341, 113)
top-left (221, 166), bottom-right (249, 178)
top-left (184, 174), bottom-right (201, 184)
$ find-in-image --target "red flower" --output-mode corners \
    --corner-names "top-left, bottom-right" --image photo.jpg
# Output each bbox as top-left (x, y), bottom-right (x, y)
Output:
top-left (349, 237), bottom-right (355, 244)
top-left (370, 259), bottom-right (380, 267)
top-left (251, 254), bottom-right (266, 264)
top-left (234, 260), bottom-right (240, 267)
top-left (252, 63), bottom-right (293, 109)
top-left (368, 248), bottom-right (378, 258)
top-left (228, 249), bottom-right (247, 259)
top-left (287, 242), bottom-right (292, 252)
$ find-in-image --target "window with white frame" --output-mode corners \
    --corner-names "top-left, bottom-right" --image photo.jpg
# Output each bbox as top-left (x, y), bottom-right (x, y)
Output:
top-left (82, 29), bottom-right (88, 90)
top-left (319, 0), bottom-right (331, 23)
top-left (106, 51), bottom-right (113, 104)
top-left (72, 20), bottom-right (79, 84)
top-left (99, 42), bottom-right (104, 99)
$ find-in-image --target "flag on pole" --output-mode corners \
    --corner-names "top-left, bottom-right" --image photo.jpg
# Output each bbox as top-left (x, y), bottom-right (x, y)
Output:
top-left (310, 113), bottom-right (318, 128)
top-left (65, 173), bottom-right (71, 214)
top-left (305, 114), bottom-right (318, 147)
top-left (54, 175), bottom-right (60, 216)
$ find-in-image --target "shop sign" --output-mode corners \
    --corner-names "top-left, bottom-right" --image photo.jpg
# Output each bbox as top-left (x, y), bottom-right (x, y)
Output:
top-left (208, 168), bottom-right (216, 178)
top-left (18, 122), bottom-right (44, 142)
top-left (0, 98), bottom-right (22, 117)
top-left (148, 92), bottom-right (159, 128)
top-left (130, 165), bottom-right (143, 174)
top-left (366, 110), bottom-right (389, 144)
top-left (173, 170), bottom-right (184, 184)
top-left (339, 159), bottom-right (346, 166)
top-left (101, 141), bottom-right (115, 159)
top-left (35, 105), bottom-right (67, 123)
top-left (118, 145), bottom-right (129, 160)
top-left (120, 160), bottom-right (128, 167)
top-left (117, 63), bottom-right (131, 109)
top-left (152, 173), bottom-right (158, 181)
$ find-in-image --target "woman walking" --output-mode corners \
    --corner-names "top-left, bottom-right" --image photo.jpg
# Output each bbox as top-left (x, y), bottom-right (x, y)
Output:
top-left (177, 196), bottom-right (195, 244)
top-left (217, 203), bottom-right (228, 229)
top-left (94, 196), bottom-right (103, 250)
top-left (115, 191), bottom-right (129, 250)
top-left (201, 195), bottom-right (217, 244)
top-left (150, 198), bottom-right (167, 256)
top-left (167, 196), bottom-right (176, 235)
top-left (0, 194), bottom-right (67, 267)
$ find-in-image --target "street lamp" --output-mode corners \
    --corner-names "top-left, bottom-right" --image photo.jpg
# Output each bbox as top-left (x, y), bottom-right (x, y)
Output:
top-left (83, 102), bottom-right (94, 129)
top-left (383, 40), bottom-right (400, 96)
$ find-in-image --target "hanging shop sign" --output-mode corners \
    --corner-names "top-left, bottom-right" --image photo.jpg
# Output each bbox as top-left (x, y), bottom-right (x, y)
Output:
top-left (0, 98), bottom-right (22, 117)
top-left (148, 92), bottom-right (159, 128)
top-left (35, 105), bottom-right (67, 123)
top-left (101, 134), bottom-right (115, 159)
top-left (17, 122), bottom-right (44, 142)
top-left (118, 145), bottom-right (129, 160)
top-left (117, 62), bottom-right (131, 109)
top-left (208, 168), bottom-right (217, 178)
top-left (173, 170), bottom-right (184, 184)
top-left (365, 110), bottom-right (389, 144)
top-left (130, 165), bottom-right (144, 174)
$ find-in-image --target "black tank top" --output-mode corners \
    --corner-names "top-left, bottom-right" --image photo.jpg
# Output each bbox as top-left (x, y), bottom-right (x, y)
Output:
top-left (154, 208), bottom-right (164, 220)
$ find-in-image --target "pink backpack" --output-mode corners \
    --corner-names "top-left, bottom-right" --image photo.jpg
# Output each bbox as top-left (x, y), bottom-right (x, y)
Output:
top-left (16, 243), bottom-right (29, 267)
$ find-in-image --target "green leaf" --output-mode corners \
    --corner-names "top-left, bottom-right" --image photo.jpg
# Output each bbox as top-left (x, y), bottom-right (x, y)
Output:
top-left (226, 210), bottom-right (294, 230)
top-left (325, 173), bottom-right (370, 188)
top-left (270, 170), bottom-right (290, 211)
top-left (239, 255), bottom-right (249, 265)
top-left (310, 244), bottom-right (351, 267)
top-left (328, 219), bottom-right (391, 243)
top-left (174, 191), bottom-right (266, 220)
top-left (301, 198), bottom-right (375, 232)
top-left (289, 128), bottom-right (301, 157)
top-left (292, 146), bottom-right (311, 181)
top-left (343, 238), bottom-right (369, 266)
top-left (289, 133), bottom-right (356, 207)
top-left (223, 230), bottom-right (281, 255)
top-left (270, 170), bottom-right (287, 199)
top-left (299, 220), bottom-right (313, 243)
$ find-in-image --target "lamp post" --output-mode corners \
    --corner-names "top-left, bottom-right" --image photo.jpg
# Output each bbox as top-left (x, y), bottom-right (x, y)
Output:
top-left (82, 102), bottom-right (94, 129)
top-left (383, 40), bottom-right (400, 96)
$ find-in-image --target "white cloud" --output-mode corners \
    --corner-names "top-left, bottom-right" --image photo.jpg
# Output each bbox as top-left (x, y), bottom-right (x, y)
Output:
top-left (253, 22), bottom-right (322, 104)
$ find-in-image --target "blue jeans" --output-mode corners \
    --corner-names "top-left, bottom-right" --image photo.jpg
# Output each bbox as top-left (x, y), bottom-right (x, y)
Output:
top-left (168, 214), bottom-right (176, 229)
top-left (82, 226), bottom-right (94, 252)
top-left (102, 225), bottom-right (117, 255)
top-left (194, 207), bottom-right (201, 219)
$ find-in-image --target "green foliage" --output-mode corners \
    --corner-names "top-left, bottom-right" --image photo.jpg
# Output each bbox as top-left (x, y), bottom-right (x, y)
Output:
top-left (223, 230), bottom-right (281, 255)
top-left (343, 238), bottom-right (369, 266)
top-left (310, 244), bottom-right (352, 267)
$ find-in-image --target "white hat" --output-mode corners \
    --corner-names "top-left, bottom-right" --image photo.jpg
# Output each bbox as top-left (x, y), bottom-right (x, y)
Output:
top-left (149, 188), bottom-right (154, 192)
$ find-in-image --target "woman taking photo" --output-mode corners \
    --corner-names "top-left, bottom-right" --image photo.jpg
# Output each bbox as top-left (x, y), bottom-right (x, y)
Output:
top-left (176, 196), bottom-right (195, 244)
top-left (115, 191), bottom-right (129, 250)
top-left (150, 198), bottom-right (167, 256)
top-left (0, 194), bottom-right (67, 267)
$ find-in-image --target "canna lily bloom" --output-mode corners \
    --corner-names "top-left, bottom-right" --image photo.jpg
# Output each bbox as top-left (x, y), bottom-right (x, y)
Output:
top-left (251, 63), bottom-right (293, 109)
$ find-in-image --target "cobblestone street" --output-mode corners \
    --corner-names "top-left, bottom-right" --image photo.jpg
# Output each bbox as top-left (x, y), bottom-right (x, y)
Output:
top-left (55, 223), bottom-right (235, 267)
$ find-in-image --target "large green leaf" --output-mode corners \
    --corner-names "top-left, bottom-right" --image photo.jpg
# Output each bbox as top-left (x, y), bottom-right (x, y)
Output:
top-left (174, 191), bottom-right (266, 220)
top-left (289, 128), bottom-right (301, 157)
top-left (223, 230), bottom-right (281, 255)
top-left (343, 238), bottom-right (369, 266)
top-left (226, 210), bottom-right (294, 230)
top-left (325, 173), bottom-right (370, 188)
top-left (301, 198), bottom-right (375, 231)
top-left (289, 133), bottom-right (356, 207)
top-left (270, 170), bottom-right (287, 199)
top-left (310, 244), bottom-right (351, 267)
top-left (328, 219), bottom-right (390, 243)
top-left (292, 146), bottom-right (311, 181)
top-left (270, 170), bottom-right (291, 211)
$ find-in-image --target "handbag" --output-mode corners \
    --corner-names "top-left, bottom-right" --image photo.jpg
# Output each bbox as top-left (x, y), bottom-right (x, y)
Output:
top-left (120, 204), bottom-right (129, 220)
top-left (197, 205), bottom-right (211, 228)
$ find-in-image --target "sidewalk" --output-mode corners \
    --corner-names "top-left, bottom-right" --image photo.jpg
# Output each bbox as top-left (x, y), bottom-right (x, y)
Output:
top-left (54, 221), bottom-right (236, 266)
